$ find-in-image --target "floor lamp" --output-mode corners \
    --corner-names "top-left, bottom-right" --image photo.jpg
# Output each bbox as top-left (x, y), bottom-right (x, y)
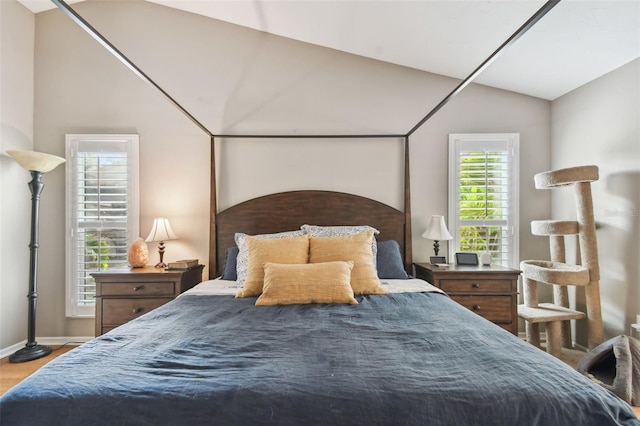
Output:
top-left (7, 150), bottom-right (66, 363)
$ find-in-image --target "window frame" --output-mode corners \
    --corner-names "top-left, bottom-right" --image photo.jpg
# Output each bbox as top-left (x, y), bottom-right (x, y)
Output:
top-left (65, 134), bottom-right (139, 318)
top-left (447, 133), bottom-right (519, 268)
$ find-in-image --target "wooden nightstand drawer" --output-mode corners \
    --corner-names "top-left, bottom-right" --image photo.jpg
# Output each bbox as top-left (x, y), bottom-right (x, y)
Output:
top-left (100, 282), bottom-right (175, 297)
top-left (102, 298), bottom-right (171, 324)
top-left (440, 279), bottom-right (512, 294)
top-left (450, 295), bottom-right (513, 322)
top-left (413, 263), bottom-right (520, 335)
top-left (92, 265), bottom-right (204, 336)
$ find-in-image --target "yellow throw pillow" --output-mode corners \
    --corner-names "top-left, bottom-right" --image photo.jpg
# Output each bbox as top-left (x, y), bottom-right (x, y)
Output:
top-left (236, 233), bottom-right (310, 298)
top-left (256, 261), bottom-right (358, 306)
top-left (309, 230), bottom-right (386, 295)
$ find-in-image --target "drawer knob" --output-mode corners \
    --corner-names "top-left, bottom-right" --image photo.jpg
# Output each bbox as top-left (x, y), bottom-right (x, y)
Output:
top-left (473, 305), bottom-right (481, 311)
top-left (133, 286), bottom-right (143, 291)
top-left (472, 283), bottom-right (480, 288)
top-left (132, 308), bottom-right (142, 314)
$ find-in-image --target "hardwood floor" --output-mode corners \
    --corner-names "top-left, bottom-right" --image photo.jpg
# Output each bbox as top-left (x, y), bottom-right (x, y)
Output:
top-left (0, 344), bottom-right (76, 397)
top-left (1, 344), bottom-right (638, 419)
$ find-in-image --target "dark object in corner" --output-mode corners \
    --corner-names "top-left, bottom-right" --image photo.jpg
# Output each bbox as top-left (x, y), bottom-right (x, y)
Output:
top-left (577, 335), bottom-right (640, 405)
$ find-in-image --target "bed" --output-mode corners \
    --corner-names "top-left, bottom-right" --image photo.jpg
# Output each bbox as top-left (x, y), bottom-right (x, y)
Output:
top-left (1, 190), bottom-right (638, 425)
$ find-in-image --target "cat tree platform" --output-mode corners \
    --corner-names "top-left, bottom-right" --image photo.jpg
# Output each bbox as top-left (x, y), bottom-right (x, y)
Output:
top-left (519, 260), bottom-right (590, 287)
top-left (518, 165), bottom-right (604, 357)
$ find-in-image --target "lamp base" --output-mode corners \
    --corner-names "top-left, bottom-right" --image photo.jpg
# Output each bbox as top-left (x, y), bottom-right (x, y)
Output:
top-left (9, 344), bottom-right (52, 363)
top-left (433, 240), bottom-right (440, 256)
top-left (155, 241), bottom-right (167, 268)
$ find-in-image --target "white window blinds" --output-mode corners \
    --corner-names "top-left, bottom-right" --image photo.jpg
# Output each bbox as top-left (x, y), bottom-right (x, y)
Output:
top-left (448, 134), bottom-right (519, 268)
top-left (65, 135), bottom-right (139, 317)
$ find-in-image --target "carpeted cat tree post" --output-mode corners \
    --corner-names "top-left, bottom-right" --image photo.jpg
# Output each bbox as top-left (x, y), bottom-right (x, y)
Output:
top-left (518, 165), bottom-right (604, 358)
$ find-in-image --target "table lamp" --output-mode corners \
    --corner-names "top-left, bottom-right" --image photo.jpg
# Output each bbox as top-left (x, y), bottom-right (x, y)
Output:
top-left (145, 217), bottom-right (178, 268)
top-left (422, 215), bottom-right (453, 256)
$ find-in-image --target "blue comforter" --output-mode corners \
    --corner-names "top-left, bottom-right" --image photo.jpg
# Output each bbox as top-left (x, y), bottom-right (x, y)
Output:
top-left (1, 292), bottom-right (638, 425)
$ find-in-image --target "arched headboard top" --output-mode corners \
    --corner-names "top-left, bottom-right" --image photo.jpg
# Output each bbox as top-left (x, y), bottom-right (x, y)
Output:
top-left (211, 190), bottom-right (410, 278)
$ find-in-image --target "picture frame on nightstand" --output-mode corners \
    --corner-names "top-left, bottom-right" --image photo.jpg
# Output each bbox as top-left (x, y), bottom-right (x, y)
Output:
top-left (430, 256), bottom-right (446, 265)
top-left (455, 252), bottom-right (478, 266)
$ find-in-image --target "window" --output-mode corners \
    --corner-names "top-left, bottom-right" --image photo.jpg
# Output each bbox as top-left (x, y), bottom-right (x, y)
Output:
top-left (448, 133), bottom-right (519, 268)
top-left (65, 134), bottom-right (139, 318)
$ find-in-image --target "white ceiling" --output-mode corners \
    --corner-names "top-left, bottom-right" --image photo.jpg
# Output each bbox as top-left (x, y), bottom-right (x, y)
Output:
top-left (19, 0), bottom-right (640, 100)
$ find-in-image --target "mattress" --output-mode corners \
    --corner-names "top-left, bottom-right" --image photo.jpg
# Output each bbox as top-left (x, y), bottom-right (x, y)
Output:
top-left (1, 280), bottom-right (637, 425)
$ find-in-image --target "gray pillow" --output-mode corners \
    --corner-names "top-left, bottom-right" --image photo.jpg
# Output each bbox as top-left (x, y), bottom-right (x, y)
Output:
top-left (301, 224), bottom-right (379, 264)
top-left (376, 240), bottom-right (410, 279)
top-left (221, 246), bottom-right (239, 281)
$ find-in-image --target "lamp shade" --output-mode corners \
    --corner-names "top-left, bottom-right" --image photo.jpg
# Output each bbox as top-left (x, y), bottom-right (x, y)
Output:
top-left (145, 217), bottom-right (178, 242)
top-left (422, 215), bottom-right (453, 241)
top-left (7, 150), bottom-right (65, 173)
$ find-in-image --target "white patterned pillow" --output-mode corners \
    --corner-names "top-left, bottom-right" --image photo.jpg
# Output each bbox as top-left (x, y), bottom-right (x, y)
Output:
top-left (235, 230), bottom-right (306, 286)
top-left (301, 224), bottom-right (379, 264)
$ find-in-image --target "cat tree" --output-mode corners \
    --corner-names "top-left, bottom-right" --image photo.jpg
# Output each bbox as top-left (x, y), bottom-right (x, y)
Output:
top-left (518, 165), bottom-right (604, 358)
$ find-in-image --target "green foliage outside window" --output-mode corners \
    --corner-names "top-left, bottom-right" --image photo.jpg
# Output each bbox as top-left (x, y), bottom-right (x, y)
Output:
top-left (85, 234), bottom-right (110, 270)
top-left (458, 152), bottom-right (507, 258)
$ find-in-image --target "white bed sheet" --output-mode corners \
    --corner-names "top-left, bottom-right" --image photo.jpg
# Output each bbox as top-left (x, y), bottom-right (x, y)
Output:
top-left (182, 278), bottom-right (444, 297)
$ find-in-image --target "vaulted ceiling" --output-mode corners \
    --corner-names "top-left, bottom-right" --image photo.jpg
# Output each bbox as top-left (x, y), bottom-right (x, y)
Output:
top-left (19, 0), bottom-right (640, 100)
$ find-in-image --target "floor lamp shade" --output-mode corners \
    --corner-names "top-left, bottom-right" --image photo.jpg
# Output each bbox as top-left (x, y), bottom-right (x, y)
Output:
top-left (6, 150), bottom-right (65, 363)
top-left (7, 150), bottom-right (66, 173)
top-left (422, 215), bottom-right (453, 256)
top-left (145, 218), bottom-right (178, 268)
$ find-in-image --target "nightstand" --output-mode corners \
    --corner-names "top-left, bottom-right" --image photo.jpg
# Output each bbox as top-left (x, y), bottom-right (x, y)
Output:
top-left (413, 263), bottom-right (521, 335)
top-left (92, 265), bottom-right (204, 336)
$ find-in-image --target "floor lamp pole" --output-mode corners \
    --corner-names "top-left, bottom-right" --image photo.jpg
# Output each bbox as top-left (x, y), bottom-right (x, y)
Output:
top-left (10, 171), bottom-right (52, 363)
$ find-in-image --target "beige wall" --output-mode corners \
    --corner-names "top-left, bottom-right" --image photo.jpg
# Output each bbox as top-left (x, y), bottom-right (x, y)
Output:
top-left (2, 0), bottom-right (552, 345)
top-left (0, 0), bottom-right (35, 350)
top-left (551, 58), bottom-right (640, 342)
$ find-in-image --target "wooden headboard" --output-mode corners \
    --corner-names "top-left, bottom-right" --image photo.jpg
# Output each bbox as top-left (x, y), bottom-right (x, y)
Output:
top-left (211, 190), bottom-right (410, 278)
top-left (209, 138), bottom-right (413, 280)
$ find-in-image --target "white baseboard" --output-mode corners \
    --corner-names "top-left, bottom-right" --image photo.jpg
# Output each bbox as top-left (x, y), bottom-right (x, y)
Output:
top-left (1, 336), bottom-right (93, 360)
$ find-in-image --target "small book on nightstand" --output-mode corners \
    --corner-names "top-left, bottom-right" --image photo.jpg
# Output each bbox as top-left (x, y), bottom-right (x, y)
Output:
top-left (167, 259), bottom-right (199, 269)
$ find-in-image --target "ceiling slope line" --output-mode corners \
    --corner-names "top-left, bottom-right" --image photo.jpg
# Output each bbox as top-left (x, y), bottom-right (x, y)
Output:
top-left (51, 0), bottom-right (560, 141)
top-left (212, 134), bottom-right (406, 139)
top-left (406, 0), bottom-right (561, 137)
top-left (51, 0), bottom-right (403, 140)
top-left (51, 0), bottom-right (214, 138)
